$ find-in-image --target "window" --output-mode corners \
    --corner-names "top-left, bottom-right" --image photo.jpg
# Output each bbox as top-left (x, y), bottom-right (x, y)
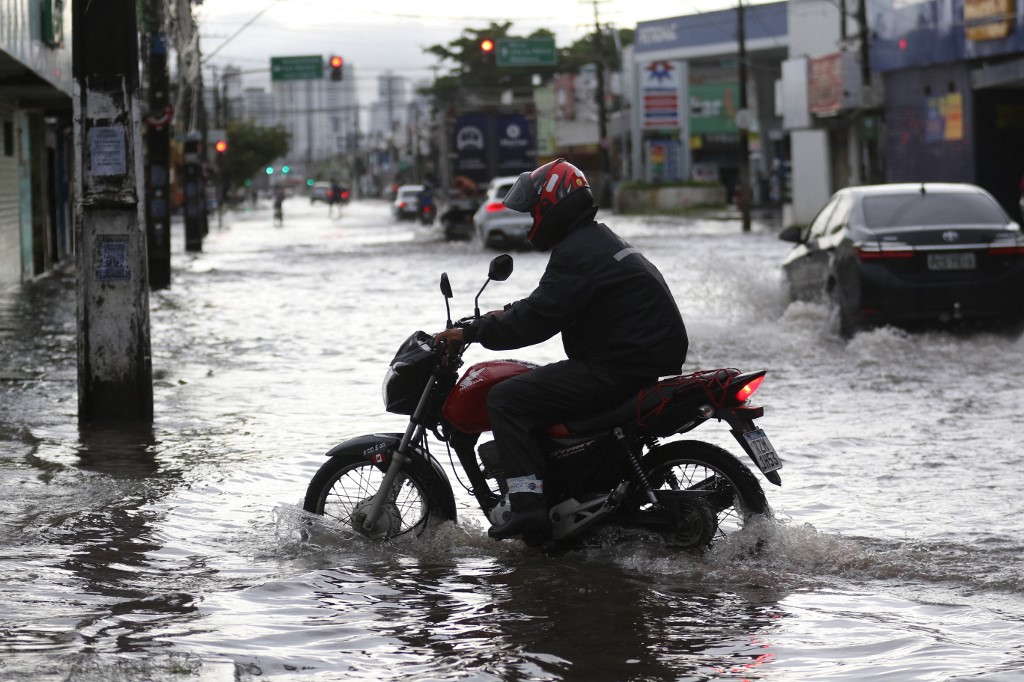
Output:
top-left (862, 192), bottom-right (1008, 228)
top-left (824, 195), bottom-right (851, 235)
top-left (3, 121), bottom-right (13, 157)
top-left (807, 197), bottom-right (839, 239)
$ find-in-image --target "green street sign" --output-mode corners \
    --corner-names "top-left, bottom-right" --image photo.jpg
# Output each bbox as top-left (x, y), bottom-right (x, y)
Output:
top-left (495, 38), bottom-right (557, 67)
top-left (270, 55), bottom-right (324, 81)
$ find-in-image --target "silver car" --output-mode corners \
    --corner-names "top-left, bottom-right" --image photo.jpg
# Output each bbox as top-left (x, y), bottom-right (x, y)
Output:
top-left (473, 176), bottom-right (534, 249)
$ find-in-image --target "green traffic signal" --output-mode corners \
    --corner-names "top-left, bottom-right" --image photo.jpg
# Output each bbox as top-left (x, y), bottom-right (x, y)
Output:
top-left (306, 178), bottom-right (315, 186)
top-left (282, 165), bottom-right (290, 174)
top-left (265, 166), bottom-right (274, 175)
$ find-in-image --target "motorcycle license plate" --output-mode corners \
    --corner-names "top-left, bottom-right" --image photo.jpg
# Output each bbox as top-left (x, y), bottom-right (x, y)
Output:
top-left (743, 429), bottom-right (782, 473)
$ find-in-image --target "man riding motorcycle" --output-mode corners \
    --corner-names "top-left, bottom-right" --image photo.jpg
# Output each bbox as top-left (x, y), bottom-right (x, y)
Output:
top-left (433, 159), bottom-right (689, 540)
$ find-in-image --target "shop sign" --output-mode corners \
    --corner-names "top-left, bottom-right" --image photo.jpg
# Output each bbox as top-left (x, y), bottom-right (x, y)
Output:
top-left (964, 0), bottom-right (1016, 41)
top-left (642, 61), bottom-right (685, 131)
top-left (925, 92), bottom-right (964, 142)
top-left (808, 54), bottom-right (843, 116)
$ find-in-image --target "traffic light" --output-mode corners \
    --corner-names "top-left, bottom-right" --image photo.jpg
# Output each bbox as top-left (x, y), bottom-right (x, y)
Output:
top-left (480, 39), bottom-right (495, 65)
top-left (330, 55), bottom-right (343, 81)
top-left (281, 165), bottom-right (290, 174)
top-left (214, 139), bottom-right (227, 154)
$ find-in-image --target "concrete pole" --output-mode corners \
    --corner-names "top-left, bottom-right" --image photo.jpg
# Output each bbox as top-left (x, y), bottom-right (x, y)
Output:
top-left (73, 0), bottom-right (154, 424)
top-left (737, 0), bottom-right (752, 233)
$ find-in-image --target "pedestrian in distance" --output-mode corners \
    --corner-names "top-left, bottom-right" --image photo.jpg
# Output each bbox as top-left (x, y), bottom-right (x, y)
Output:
top-left (432, 158), bottom-right (689, 540)
top-left (328, 179), bottom-right (343, 219)
top-left (273, 185), bottom-right (285, 226)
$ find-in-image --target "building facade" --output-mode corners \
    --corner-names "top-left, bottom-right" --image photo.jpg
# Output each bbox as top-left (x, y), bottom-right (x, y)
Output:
top-left (0, 0), bottom-right (73, 286)
top-left (630, 2), bottom-right (789, 203)
top-left (870, 0), bottom-right (1024, 221)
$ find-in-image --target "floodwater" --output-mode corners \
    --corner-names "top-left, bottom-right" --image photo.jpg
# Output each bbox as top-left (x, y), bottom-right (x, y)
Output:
top-left (2, 197), bottom-right (1024, 681)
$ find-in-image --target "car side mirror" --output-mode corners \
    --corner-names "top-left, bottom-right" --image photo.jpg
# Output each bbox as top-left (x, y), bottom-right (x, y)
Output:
top-left (778, 225), bottom-right (804, 243)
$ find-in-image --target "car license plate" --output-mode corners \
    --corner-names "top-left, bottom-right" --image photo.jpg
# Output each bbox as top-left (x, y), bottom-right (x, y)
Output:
top-left (927, 252), bottom-right (976, 271)
top-left (743, 429), bottom-right (782, 473)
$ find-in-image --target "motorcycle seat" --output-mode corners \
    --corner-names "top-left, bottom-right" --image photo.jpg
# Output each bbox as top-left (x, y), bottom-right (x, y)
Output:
top-left (547, 368), bottom-right (739, 438)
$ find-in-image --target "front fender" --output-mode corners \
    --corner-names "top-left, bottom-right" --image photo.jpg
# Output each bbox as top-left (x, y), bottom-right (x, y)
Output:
top-left (323, 433), bottom-right (457, 520)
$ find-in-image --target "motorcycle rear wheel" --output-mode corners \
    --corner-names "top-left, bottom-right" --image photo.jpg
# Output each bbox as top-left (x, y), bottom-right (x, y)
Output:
top-left (638, 440), bottom-right (769, 547)
top-left (303, 454), bottom-right (448, 540)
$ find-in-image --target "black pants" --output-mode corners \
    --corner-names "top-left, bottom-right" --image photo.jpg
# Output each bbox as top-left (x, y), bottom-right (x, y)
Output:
top-left (486, 359), bottom-right (649, 483)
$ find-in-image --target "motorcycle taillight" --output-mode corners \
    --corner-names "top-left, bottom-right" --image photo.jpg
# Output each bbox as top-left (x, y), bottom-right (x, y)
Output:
top-left (734, 375), bottom-right (764, 403)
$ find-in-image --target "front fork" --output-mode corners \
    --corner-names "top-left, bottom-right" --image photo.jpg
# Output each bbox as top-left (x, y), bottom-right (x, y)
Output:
top-left (360, 374), bottom-right (438, 533)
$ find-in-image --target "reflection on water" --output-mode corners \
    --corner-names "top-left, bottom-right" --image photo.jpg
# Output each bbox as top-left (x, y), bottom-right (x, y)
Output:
top-left (1, 199), bottom-right (1024, 680)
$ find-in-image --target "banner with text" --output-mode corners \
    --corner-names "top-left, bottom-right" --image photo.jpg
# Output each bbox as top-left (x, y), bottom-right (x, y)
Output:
top-left (641, 61), bottom-right (687, 131)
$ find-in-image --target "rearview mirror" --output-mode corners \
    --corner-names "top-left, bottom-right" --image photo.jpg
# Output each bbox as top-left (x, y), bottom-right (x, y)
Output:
top-left (440, 273), bottom-right (453, 298)
top-left (488, 254), bottom-right (513, 282)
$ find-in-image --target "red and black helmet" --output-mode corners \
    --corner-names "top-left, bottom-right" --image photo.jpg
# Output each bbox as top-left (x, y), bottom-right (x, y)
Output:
top-left (502, 158), bottom-right (596, 249)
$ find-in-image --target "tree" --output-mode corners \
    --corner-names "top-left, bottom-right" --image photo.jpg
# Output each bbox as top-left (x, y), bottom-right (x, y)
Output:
top-left (219, 121), bottom-right (290, 189)
top-left (421, 23), bottom-right (634, 108)
top-left (422, 23), bottom-right (560, 105)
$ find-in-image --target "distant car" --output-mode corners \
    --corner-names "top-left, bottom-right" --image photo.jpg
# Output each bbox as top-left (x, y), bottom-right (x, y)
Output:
top-left (310, 182), bottom-right (331, 203)
top-left (779, 182), bottom-right (1024, 337)
top-left (311, 181), bottom-right (350, 205)
top-left (392, 184), bottom-right (424, 220)
top-left (473, 176), bottom-right (534, 249)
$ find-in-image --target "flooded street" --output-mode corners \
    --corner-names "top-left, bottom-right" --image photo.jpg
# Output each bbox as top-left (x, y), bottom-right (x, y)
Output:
top-left (3, 197), bottom-right (1024, 681)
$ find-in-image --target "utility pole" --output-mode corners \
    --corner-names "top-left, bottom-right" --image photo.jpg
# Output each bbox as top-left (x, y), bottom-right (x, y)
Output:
top-left (590, 0), bottom-right (612, 207)
top-left (73, 0), bottom-right (154, 423)
top-left (737, 0), bottom-right (752, 233)
top-left (143, 0), bottom-right (172, 289)
top-left (856, 0), bottom-right (871, 87)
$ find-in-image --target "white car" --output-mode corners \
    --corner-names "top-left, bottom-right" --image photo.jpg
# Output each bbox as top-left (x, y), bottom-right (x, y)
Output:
top-left (473, 176), bottom-right (534, 249)
top-left (392, 184), bottom-right (424, 220)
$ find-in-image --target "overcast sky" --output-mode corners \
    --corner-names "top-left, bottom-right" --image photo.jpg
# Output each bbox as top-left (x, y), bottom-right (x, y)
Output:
top-left (195, 0), bottom-right (748, 104)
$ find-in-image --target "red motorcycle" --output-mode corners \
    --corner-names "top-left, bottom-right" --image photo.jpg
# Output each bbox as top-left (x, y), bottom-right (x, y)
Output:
top-left (304, 255), bottom-right (781, 548)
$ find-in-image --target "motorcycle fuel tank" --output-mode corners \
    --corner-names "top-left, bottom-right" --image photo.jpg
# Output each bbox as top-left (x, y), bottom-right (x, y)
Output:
top-left (442, 360), bottom-right (536, 433)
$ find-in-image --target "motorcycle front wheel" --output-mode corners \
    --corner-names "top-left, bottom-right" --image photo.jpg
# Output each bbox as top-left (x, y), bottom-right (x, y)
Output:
top-left (303, 454), bottom-right (449, 540)
top-left (636, 440), bottom-right (769, 548)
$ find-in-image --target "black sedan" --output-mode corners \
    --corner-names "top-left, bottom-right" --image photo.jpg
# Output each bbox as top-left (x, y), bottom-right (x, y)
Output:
top-left (779, 183), bottom-right (1024, 337)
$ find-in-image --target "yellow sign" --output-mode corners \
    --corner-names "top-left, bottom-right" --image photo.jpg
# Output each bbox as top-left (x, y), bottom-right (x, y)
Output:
top-left (964, 0), bottom-right (1015, 41)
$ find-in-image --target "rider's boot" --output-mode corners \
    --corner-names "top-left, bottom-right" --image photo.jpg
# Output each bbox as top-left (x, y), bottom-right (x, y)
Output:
top-left (488, 490), bottom-right (550, 540)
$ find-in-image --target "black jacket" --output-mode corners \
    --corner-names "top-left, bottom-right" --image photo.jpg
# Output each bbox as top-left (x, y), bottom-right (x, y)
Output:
top-left (464, 222), bottom-right (688, 381)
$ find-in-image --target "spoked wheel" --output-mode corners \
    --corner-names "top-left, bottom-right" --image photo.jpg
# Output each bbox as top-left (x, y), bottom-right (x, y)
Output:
top-left (635, 440), bottom-right (769, 549)
top-left (303, 454), bottom-right (441, 540)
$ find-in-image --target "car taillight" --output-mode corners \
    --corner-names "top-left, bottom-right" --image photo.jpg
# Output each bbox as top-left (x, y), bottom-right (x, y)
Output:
top-left (734, 375), bottom-right (764, 402)
top-left (398, 201), bottom-right (407, 209)
top-left (341, 191), bottom-right (350, 200)
top-left (988, 235), bottom-right (1024, 256)
top-left (485, 202), bottom-right (505, 213)
top-left (855, 243), bottom-right (914, 261)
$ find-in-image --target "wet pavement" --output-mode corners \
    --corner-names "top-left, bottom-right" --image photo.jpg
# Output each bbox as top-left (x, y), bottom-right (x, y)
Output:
top-left (2, 197), bottom-right (1024, 680)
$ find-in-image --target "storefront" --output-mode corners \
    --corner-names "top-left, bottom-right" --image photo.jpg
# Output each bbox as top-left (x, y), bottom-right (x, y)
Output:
top-left (630, 2), bottom-right (789, 202)
top-left (871, 0), bottom-right (1024, 220)
top-left (0, 0), bottom-right (73, 286)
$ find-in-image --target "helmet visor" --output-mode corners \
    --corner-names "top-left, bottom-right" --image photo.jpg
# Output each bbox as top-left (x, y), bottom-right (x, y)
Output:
top-left (501, 171), bottom-right (542, 213)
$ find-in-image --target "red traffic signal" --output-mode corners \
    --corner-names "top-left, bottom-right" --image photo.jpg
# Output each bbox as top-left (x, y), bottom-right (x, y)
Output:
top-left (330, 55), bottom-right (343, 81)
top-left (480, 39), bottom-right (495, 65)
top-left (214, 140), bottom-right (227, 153)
